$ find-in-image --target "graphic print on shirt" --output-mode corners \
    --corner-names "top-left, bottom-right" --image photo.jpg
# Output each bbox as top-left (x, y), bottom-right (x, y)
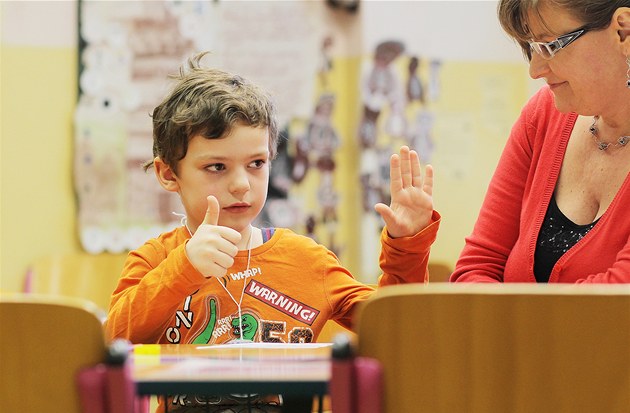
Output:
top-left (166, 276), bottom-right (318, 344)
top-left (259, 319), bottom-right (315, 343)
top-left (212, 309), bottom-right (262, 343)
top-left (244, 279), bottom-right (320, 325)
top-left (189, 265), bottom-right (264, 343)
top-left (165, 292), bottom-right (196, 344)
top-left (232, 313), bottom-right (259, 340)
top-left (191, 298), bottom-right (217, 344)
top-left (170, 392), bottom-right (281, 411)
top-left (218, 265), bottom-right (263, 287)
top-left (190, 294), bottom-right (261, 343)
top-left (187, 292), bottom-right (318, 343)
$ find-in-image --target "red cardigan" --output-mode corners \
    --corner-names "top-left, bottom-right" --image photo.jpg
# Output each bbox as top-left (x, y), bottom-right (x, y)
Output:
top-left (452, 86), bottom-right (630, 283)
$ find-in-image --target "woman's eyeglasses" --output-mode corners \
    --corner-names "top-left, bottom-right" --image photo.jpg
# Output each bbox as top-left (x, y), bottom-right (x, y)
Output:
top-left (528, 26), bottom-right (589, 60)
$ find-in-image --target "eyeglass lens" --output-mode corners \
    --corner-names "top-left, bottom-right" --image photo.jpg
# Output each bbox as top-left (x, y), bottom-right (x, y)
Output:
top-left (530, 42), bottom-right (554, 59)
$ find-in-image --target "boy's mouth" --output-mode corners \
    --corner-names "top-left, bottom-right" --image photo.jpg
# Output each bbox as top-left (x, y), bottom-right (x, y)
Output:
top-left (223, 203), bottom-right (250, 213)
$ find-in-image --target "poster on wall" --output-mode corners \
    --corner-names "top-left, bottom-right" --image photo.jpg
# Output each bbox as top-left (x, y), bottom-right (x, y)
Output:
top-left (355, 39), bottom-right (444, 281)
top-left (74, 0), bottom-right (325, 254)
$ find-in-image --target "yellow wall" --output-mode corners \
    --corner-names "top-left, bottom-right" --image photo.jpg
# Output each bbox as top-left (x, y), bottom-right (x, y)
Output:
top-left (1, 46), bottom-right (81, 292)
top-left (334, 57), bottom-right (363, 278)
top-left (289, 56), bottom-right (364, 277)
top-left (429, 61), bottom-right (529, 265)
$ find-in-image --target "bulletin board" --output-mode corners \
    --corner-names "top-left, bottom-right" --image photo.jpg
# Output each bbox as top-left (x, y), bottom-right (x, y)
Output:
top-left (74, 0), bottom-right (340, 254)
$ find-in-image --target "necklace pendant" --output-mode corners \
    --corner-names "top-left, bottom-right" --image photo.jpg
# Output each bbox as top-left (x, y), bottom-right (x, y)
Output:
top-left (597, 141), bottom-right (610, 151)
top-left (619, 136), bottom-right (630, 146)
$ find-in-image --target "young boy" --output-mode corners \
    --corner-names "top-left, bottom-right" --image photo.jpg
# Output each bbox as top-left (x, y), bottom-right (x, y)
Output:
top-left (105, 52), bottom-right (440, 411)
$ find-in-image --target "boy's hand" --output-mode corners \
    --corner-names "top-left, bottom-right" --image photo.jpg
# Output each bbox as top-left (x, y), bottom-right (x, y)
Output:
top-left (374, 146), bottom-right (433, 238)
top-left (186, 196), bottom-right (241, 278)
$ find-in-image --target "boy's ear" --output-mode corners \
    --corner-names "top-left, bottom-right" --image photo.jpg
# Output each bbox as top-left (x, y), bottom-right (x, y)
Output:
top-left (154, 157), bottom-right (180, 192)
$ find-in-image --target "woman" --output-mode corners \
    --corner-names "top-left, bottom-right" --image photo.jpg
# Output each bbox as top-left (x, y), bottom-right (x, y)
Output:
top-left (451, 0), bottom-right (630, 283)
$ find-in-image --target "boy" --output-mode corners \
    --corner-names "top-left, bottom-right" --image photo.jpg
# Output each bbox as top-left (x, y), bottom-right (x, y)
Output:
top-left (105, 52), bottom-right (440, 411)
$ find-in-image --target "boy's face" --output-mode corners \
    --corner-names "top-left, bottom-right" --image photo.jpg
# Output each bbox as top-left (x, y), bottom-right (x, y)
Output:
top-left (156, 124), bottom-right (270, 235)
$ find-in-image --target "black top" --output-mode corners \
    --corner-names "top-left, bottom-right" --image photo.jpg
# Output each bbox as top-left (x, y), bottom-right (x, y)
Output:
top-left (533, 197), bottom-right (598, 283)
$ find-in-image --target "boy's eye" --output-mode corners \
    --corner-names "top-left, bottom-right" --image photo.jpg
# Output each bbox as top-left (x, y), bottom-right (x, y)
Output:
top-left (250, 159), bottom-right (266, 168)
top-left (206, 163), bottom-right (226, 172)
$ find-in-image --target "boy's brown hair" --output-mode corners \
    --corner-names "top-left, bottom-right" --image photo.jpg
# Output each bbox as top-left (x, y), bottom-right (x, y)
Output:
top-left (146, 52), bottom-right (279, 173)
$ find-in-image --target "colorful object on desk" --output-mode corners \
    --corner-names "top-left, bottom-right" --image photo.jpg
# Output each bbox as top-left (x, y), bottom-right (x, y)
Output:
top-left (130, 343), bottom-right (332, 412)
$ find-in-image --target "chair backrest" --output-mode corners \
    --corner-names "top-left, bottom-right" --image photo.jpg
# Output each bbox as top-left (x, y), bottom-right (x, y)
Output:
top-left (24, 252), bottom-right (127, 314)
top-left (0, 293), bottom-right (107, 412)
top-left (354, 283), bottom-right (630, 413)
top-left (427, 261), bottom-right (452, 282)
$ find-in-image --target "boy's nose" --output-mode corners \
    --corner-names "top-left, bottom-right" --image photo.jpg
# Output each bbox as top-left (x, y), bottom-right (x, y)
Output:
top-left (229, 170), bottom-right (251, 194)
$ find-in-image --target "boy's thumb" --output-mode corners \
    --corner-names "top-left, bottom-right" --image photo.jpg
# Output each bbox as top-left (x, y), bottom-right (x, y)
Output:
top-left (202, 195), bottom-right (220, 226)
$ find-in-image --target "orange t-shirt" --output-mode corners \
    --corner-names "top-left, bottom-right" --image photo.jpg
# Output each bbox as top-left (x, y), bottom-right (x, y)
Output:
top-left (105, 212), bottom-right (439, 411)
top-left (106, 212), bottom-right (439, 345)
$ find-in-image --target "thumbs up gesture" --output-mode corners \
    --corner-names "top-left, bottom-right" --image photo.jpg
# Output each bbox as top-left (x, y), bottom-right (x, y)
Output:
top-left (185, 196), bottom-right (242, 278)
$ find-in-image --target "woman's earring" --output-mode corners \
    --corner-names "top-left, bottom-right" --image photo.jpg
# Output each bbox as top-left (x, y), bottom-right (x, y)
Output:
top-left (627, 56), bottom-right (630, 88)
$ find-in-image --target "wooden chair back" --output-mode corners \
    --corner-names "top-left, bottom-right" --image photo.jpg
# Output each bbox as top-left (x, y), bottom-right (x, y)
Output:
top-left (354, 283), bottom-right (630, 413)
top-left (24, 252), bottom-right (127, 314)
top-left (0, 293), bottom-right (107, 412)
top-left (427, 261), bottom-right (452, 282)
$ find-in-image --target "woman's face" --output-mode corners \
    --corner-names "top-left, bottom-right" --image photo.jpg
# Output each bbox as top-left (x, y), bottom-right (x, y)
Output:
top-left (526, 4), bottom-right (625, 115)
